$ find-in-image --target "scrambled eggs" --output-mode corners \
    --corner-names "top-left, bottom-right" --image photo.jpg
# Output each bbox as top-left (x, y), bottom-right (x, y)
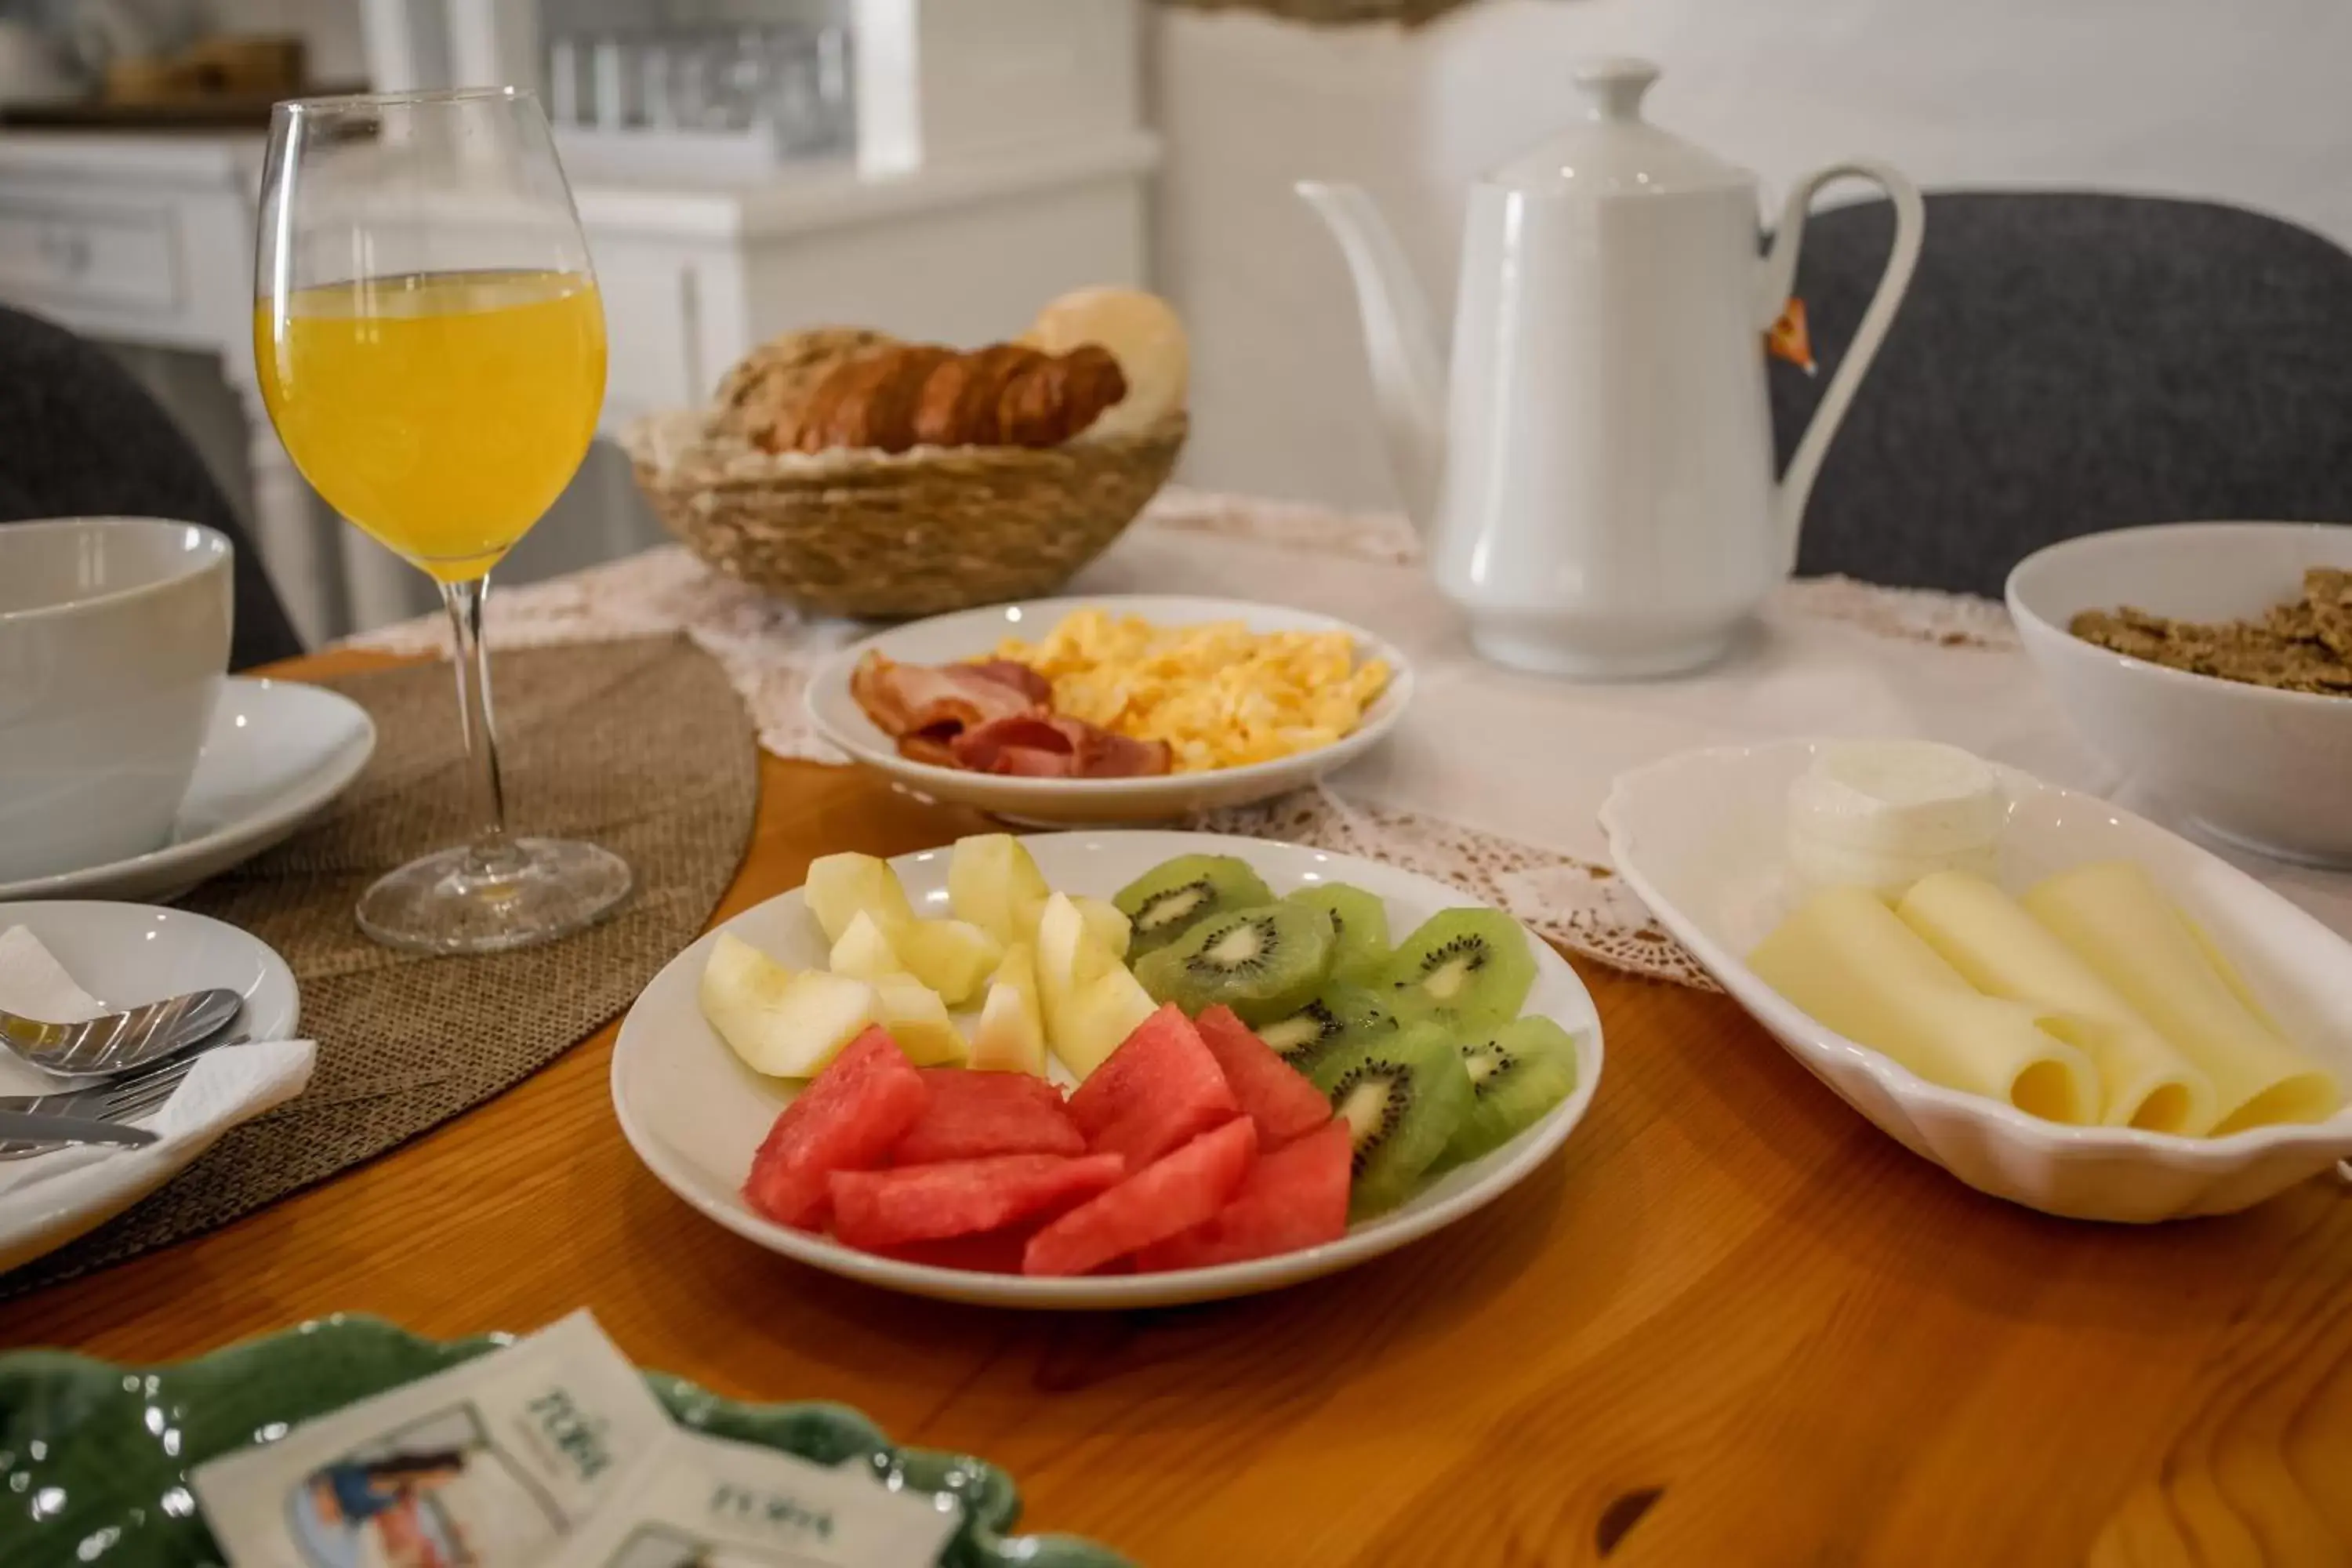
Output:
top-left (993, 608), bottom-right (1391, 772)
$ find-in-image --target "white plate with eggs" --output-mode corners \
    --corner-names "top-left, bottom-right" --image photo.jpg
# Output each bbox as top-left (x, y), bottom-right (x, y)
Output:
top-left (1601, 739), bottom-right (2352, 1221)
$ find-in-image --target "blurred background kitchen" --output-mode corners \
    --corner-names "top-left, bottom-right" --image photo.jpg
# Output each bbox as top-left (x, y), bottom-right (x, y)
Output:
top-left (0, 0), bottom-right (2345, 644)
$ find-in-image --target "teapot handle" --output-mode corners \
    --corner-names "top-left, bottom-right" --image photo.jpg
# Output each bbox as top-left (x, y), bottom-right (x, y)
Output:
top-left (1758, 161), bottom-right (1925, 567)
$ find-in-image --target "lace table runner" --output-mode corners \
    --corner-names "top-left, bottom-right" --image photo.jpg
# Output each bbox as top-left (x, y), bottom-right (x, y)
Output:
top-left (343, 487), bottom-right (2048, 991)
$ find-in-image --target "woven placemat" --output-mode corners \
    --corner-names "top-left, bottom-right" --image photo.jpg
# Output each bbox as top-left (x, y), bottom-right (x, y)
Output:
top-left (3, 633), bottom-right (757, 1298)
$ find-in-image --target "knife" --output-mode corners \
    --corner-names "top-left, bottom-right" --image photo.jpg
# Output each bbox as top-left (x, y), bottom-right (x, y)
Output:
top-left (0, 1111), bottom-right (160, 1149)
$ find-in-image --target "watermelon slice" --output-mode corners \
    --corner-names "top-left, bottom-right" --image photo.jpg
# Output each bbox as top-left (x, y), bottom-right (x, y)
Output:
top-left (829, 1152), bottom-right (1126, 1250)
top-left (1065, 1003), bottom-right (1241, 1167)
top-left (892, 1069), bottom-right (1084, 1163)
top-left (744, 1026), bottom-right (928, 1229)
top-left (1023, 1116), bottom-right (1259, 1277)
top-left (1134, 1120), bottom-right (1352, 1271)
top-left (1192, 1005), bottom-right (1334, 1149)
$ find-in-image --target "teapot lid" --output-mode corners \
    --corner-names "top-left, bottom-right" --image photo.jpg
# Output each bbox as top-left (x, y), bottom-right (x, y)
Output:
top-left (1487, 59), bottom-right (1751, 198)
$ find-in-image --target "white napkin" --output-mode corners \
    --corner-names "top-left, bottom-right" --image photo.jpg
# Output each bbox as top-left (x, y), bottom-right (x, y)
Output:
top-left (0, 926), bottom-right (315, 1202)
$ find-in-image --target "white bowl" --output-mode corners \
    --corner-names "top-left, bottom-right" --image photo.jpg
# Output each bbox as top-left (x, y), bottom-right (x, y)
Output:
top-left (2007, 521), bottom-right (2352, 866)
top-left (1601, 739), bottom-right (2352, 1222)
top-left (610, 830), bottom-right (1602, 1308)
top-left (803, 595), bottom-right (1413, 826)
top-left (0, 517), bottom-right (234, 883)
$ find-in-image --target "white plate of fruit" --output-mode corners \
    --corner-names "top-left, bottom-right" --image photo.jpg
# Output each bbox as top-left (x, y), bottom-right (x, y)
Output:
top-left (609, 831), bottom-right (1603, 1308)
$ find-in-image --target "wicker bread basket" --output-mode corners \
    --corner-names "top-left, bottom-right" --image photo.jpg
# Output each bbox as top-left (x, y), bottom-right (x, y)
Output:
top-left (621, 406), bottom-right (1188, 619)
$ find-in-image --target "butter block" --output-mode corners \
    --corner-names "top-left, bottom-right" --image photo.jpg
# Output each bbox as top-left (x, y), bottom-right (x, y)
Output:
top-left (1786, 741), bottom-right (2005, 898)
top-left (2024, 861), bottom-right (2339, 1135)
top-left (1896, 872), bottom-right (2218, 1134)
top-left (1751, 884), bottom-right (2099, 1124)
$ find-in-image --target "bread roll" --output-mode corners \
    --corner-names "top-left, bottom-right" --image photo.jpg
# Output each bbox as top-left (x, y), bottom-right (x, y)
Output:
top-left (718, 327), bottom-right (899, 443)
top-left (1025, 287), bottom-right (1188, 437)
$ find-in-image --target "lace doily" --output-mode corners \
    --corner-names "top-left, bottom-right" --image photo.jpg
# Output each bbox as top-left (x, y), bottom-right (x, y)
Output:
top-left (346, 488), bottom-right (2010, 993)
top-left (1198, 786), bottom-right (1714, 989)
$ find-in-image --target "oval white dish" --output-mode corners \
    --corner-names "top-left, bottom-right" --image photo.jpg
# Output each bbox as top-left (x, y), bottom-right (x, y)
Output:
top-left (611, 829), bottom-right (1602, 1308)
top-left (802, 595), bottom-right (1414, 826)
top-left (1600, 739), bottom-right (2352, 1222)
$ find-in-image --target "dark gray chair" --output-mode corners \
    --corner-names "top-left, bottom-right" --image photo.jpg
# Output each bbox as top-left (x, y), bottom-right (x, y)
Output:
top-left (1770, 191), bottom-right (2352, 597)
top-left (0, 303), bottom-right (303, 669)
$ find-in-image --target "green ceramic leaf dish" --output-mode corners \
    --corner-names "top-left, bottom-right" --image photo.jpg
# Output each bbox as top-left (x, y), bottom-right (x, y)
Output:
top-left (0, 1314), bottom-right (1127, 1568)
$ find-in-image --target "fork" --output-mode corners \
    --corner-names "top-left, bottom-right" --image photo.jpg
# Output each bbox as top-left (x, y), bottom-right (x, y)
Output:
top-left (0, 1058), bottom-right (198, 1162)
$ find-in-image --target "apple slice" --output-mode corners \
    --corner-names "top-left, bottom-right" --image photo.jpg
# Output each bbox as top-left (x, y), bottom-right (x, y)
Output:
top-left (873, 973), bottom-right (967, 1067)
top-left (895, 918), bottom-right (1004, 1007)
top-left (804, 852), bottom-right (916, 946)
top-left (1036, 893), bottom-right (1158, 1079)
top-left (949, 834), bottom-right (1052, 948)
top-left (969, 941), bottom-right (1047, 1076)
top-left (829, 909), bottom-right (909, 983)
top-left (698, 932), bottom-right (879, 1078)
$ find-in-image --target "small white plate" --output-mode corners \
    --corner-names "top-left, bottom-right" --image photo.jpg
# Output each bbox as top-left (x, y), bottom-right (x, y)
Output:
top-left (802, 596), bottom-right (1414, 826)
top-left (1601, 740), bottom-right (2352, 1222)
top-left (610, 830), bottom-right (1602, 1308)
top-left (0, 677), bottom-right (376, 903)
top-left (0, 901), bottom-right (300, 1272)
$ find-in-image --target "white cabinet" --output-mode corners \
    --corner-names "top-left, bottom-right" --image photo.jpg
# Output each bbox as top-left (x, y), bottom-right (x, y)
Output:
top-left (0, 0), bottom-right (1153, 640)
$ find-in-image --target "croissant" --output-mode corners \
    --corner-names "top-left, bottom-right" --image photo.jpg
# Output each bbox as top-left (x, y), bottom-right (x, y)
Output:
top-left (763, 342), bottom-right (1128, 455)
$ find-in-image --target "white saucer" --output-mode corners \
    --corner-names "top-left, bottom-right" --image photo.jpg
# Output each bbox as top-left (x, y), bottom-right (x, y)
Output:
top-left (0, 900), bottom-right (300, 1044)
top-left (803, 596), bottom-right (1414, 826)
top-left (0, 678), bottom-right (375, 903)
top-left (611, 830), bottom-right (1602, 1310)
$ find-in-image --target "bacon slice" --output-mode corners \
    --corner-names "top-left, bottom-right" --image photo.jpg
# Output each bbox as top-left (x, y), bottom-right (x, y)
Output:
top-left (949, 713), bottom-right (1173, 779)
top-left (850, 652), bottom-right (1041, 740)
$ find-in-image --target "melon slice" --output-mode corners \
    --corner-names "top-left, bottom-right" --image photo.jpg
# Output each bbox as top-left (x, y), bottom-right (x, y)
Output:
top-left (895, 918), bottom-right (1004, 1007)
top-left (1071, 896), bottom-right (1133, 960)
top-left (948, 833), bottom-right (1053, 947)
top-left (1134, 1119), bottom-right (1352, 1271)
top-left (893, 1068), bottom-right (1084, 1163)
top-left (743, 1026), bottom-right (928, 1229)
top-left (1037, 892), bottom-right (1157, 1078)
top-left (1192, 1004), bottom-right (1334, 1149)
top-left (804, 852), bottom-right (916, 945)
top-left (1023, 1117), bottom-right (1259, 1277)
top-left (828, 910), bottom-right (909, 984)
top-left (969, 942), bottom-right (1048, 1076)
top-left (1065, 1002), bottom-right (1242, 1168)
top-left (872, 974), bottom-right (967, 1067)
top-left (829, 1152), bottom-right (1125, 1252)
top-left (699, 933), bottom-right (879, 1078)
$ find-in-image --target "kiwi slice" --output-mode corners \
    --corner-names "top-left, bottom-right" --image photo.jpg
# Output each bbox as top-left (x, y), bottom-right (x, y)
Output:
top-left (1284, 884), bottom-right (1392, 985)
top-left (1311, 1022), bottom-right (1475, 1220)
top-left (1379, 909), bottom-right (1537, 1031)
top-left (1254, 983), bottom-right (1399, 1074)
top-left (1133, 901), bottom-right (1334, 1025)
top-left (1113, 855), bottom-right (1276, 960)
top-left (1442, 1016), bottom-right (1579, 1167)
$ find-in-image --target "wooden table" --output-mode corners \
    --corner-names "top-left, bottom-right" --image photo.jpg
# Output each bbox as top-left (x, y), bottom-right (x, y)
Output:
top-left (5, 648), bottom-right (2349, 1566)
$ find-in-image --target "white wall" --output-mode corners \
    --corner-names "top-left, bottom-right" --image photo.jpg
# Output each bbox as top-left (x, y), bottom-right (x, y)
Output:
top-left (1152, 0), bottom-right (2352, 512)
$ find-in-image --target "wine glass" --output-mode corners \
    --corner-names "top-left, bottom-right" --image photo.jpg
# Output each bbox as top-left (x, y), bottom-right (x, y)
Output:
top-left (254, 87), bottom-right (631, 953)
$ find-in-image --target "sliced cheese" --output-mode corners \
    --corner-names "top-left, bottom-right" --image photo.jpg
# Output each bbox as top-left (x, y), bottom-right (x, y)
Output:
top-left (1750, 884), bottom-right (2099, 1124)
top-left (2023, 861), bottom-right (2339, 1135)
top-left (1896, 872), bottom-right (2218, 1134)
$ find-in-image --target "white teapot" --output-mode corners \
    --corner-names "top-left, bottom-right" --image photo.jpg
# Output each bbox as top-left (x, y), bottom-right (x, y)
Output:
top-left (1300, 58), bottom-right (1923, 677)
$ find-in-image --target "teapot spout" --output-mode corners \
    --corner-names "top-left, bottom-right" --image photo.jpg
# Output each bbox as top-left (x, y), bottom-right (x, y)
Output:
top-left (1295, 181), bottom-right (1446, 529)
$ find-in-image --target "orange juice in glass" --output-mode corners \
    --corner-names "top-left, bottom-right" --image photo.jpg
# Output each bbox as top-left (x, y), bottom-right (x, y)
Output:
top-left (256, 89), bottom-right (630, 953)
top-left (256, 270), bottom-right (606, 582)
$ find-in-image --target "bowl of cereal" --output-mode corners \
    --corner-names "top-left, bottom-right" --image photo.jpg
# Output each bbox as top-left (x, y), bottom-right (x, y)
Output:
top-left (2007, 521), bottom-right (2352, 866)
top-left (804, 595), bottom-right (1411, 823)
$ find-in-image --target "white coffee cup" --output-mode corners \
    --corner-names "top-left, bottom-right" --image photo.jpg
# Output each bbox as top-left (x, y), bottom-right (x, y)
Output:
top-left (0, 517), bottom-right (234, 881)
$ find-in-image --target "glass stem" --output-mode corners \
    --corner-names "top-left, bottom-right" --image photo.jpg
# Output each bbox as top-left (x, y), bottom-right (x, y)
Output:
top-left (441, 575), bottom-right (522, 880)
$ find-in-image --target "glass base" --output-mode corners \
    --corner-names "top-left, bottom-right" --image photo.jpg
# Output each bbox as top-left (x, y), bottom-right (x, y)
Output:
top-left (357, 837), bottom-right (633, 955)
